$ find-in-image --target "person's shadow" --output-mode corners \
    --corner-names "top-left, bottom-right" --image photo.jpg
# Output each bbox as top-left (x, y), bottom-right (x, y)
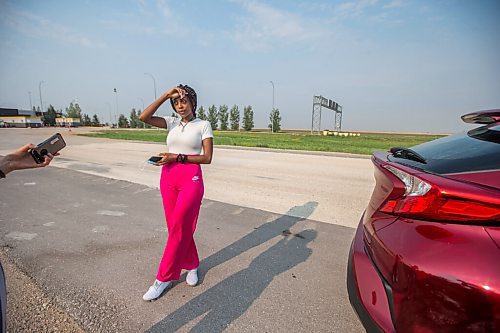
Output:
top-left (146, 201), bottom-right (318, 332)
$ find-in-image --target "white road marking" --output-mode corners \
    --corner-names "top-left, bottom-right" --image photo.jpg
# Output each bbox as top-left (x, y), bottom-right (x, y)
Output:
top-left (92, 226), bottom-right (110, 233)
top-left (266, 215), bottom-right (279, 223)
top-left (97, 210), bottom-right (126, 217)
top-left (111, 204), bottom-right (128, 208)
top-left (6, 232), bottom-right (38, 241)
top-left (231, 207), bottom-right (245, 215)
top-left (133, 188), bottom-right (154, 195)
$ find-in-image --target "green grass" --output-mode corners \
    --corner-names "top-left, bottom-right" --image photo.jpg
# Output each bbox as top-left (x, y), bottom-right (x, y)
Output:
top-left (80, 130), bottom-right (445, 155)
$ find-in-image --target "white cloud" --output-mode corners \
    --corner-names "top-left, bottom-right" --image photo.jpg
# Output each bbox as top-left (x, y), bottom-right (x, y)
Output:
top-left (154, 0), bottom-right (191, 37)
top-left (101, 0), bottom-right (213, 46)
top-left (230, 0), bottom-right (329, 51)
top-left (331, 0), bottom-right (406, 25)
top-left (136, 0), bottom-right (155, 16)
top-left (157, 0), bottom-right (173, 18)
top-left (101, 19), bottom-right (156, 35)
top-left (137, 0), bottom-right (149, 8)
top-left (384, 0), bottom-right (405, 9)
top-left (334, 0), bottom-right (379, 17)
top-left (0, 4), bottom-right (106, 49)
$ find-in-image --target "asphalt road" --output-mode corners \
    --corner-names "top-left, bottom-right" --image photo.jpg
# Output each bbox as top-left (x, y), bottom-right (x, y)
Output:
top-left (0, 127), bottom-right (375, 228)
top-left (0, 128), bottom-right (366, 332)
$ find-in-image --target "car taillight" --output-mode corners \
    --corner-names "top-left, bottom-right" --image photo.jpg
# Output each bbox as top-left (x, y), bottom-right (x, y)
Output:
top-left (380, 165), bottom-right (500, 223)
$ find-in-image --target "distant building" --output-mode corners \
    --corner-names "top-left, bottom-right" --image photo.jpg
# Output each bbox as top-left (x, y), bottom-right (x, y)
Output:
top-left (0, 108), bottom-right (43, 128)
top-left (55, 117), bottom-right (81, 127)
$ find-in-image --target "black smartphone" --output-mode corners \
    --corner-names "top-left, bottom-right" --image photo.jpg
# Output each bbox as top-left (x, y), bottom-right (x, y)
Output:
top-left (30, 133), bottom-right (66, 164)
top-left (147, 156), bottom-right (162, 165)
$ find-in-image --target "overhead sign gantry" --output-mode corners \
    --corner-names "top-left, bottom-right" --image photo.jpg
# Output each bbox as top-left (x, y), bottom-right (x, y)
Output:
top-left (311, 95), bottom-right (342, 134)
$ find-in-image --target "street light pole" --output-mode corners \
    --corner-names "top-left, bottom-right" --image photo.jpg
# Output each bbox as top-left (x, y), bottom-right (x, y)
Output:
top-left (269, 81), bottom-right (275, 133)
top-left (106, 102), bottom-right (112, 127)
top-left (138, 97), bottom-right (145, 111)
top-left (28, 91), bottom-right (33, 110)
top-left (38, 80), bottom-right (45, 115)
top-left (144, 73), bottom-right (157, 100)
top-left (113, 88), bottom-right (118, 127)
top-left (138, 97), bottom-right (145, 128)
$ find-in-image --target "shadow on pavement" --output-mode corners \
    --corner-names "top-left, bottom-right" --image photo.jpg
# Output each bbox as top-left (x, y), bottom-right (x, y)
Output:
top-left (146, 201), bottom-right (318, 332)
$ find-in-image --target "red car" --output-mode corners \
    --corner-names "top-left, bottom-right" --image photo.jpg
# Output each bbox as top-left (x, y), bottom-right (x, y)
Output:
top-left (347, 110), bottom-right (500, 332)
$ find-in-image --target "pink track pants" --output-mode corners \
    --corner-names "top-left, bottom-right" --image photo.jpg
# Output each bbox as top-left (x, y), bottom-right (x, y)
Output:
top-left (156, 162), bottom-right (204, 282)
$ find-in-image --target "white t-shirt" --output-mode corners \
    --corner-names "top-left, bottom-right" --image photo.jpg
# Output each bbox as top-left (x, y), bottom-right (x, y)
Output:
top-left (163, 116), bottom-right (213, 155)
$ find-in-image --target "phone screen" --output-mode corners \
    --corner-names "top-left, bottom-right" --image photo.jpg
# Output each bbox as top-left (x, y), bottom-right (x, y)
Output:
top-left (148, 156), bottom-right (162, 165)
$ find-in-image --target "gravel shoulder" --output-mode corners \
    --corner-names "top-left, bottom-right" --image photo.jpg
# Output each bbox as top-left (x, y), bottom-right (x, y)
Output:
top-left (0, 249), bottom-right (85, 333)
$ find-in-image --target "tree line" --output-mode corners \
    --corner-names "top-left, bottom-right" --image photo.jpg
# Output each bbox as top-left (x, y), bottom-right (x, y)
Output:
top-left (40, 103), bottom-right (103, 127)
top-left (40, 103), bottom-right (282, 132)
top-left (196, 105), bottom-right (281, 132)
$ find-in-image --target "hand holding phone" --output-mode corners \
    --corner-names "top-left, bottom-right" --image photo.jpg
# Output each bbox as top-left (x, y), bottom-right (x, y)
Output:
top-left (147, 156), bottom-right (163, 165)
top-left (30, 133), bottom-right (66, 164)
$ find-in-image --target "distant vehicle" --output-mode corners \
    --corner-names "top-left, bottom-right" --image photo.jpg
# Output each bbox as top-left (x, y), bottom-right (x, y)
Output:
top-left (347, 109), bottom-right (500, 332)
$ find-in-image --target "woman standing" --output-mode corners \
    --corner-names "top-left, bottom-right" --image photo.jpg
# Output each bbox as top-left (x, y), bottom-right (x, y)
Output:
top-left (139, 84), bottom-right (213, 301)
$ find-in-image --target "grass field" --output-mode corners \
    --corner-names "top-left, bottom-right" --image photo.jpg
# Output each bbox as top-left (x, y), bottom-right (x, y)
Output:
top-left (80, 130), bottom-right (445, 155)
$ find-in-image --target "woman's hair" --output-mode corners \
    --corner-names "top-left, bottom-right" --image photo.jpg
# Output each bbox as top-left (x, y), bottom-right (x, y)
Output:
top-left (170, 84), bottom-right (197, 118)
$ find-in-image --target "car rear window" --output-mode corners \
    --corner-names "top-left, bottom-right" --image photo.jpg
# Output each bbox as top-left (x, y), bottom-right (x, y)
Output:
top-left (388, 124), bottom-right (500, 174)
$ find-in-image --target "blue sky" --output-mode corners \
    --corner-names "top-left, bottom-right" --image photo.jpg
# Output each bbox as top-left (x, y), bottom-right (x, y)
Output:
top-left (0, 0), bottom-right (499, 133)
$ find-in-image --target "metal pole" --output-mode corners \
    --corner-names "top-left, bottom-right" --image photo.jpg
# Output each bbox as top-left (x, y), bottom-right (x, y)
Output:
top-left (38, 81), bottom-right (45, 114)
top-left (311, 96), bottom-right (314, 134)
top-left (319, 95), bottom-right (322, 132)
top-left (138, 97), bottom-right (145, 111)
top-left (339, 106), bottom-right (343, 132)
top-left (28, 91), bottom-right (33, 110)
top-left (144, 73), bottom-right (157, 100)
top-left (114, 88), bottom-right (118, 127)
top-left (106, 102), bottom-right (112, 127)
top-left (138, 97), bottom-right (145, 128)
top-left (269, 81), bottom-right (274, 133)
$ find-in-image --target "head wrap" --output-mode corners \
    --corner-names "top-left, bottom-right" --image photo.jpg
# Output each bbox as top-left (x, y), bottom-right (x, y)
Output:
top-left (170, 84), bottom-right (197, 117)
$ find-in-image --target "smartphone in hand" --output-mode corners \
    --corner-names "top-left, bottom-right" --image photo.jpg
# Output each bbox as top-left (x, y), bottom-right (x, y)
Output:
top-left (30, 133), bottom-right (66, 164)
top-left (147, 156), bottom-right (162, 165)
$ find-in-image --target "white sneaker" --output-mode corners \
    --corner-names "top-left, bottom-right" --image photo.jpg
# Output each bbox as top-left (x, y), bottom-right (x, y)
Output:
top-left (186, 269), bottom-right (198, 286)
top-left (142, 279), bottom-right (172, 301)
